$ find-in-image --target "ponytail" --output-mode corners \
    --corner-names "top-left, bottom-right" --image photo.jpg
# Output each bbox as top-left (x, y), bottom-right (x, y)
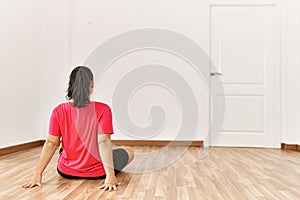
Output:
top-left (66, 66), bottom-right (94, 108)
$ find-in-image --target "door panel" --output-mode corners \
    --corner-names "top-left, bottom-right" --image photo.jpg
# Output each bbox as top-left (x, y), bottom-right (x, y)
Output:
top-left (210, 4), bottom-right (278, 147)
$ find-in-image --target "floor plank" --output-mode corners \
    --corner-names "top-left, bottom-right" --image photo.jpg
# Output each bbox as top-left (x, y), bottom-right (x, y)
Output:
top-left (0, 146), bottom-right (300, 199)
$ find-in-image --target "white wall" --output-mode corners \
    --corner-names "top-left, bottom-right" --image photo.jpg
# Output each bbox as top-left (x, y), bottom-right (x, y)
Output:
top-left (0, 0), bottom-right (42, 148)
top-left (280, 0), bottom-right (300, 145)
top-left (38, 0), bottom-right (300, 145)
top-left (39, 0), bottom-right (72, 138)
top-left (1, 0), bottom-right (299, 147)
top-left (39, 0), bottom-right (210, 142)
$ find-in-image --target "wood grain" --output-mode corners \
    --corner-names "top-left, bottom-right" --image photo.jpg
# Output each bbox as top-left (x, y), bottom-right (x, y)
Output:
top-left (281, 143), bottom-right (300, 152)
top-left (112, 140), bottom-right (203, 147)
top-left (0, 140), bottom-right (45, 156)
top-left (0, 146), bottom-right (300, 199)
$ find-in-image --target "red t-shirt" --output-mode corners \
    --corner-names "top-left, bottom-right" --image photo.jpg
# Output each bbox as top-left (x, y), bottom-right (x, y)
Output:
top-left (48, 101), bottom-right (114, 177)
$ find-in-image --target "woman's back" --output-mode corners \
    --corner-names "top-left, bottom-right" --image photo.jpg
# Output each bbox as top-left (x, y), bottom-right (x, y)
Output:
top-left (49, 101), bottom-right (114, 177)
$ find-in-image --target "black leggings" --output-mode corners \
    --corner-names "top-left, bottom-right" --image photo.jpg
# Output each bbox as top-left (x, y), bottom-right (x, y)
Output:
top-left (57, 148), bottom-right (129, 179)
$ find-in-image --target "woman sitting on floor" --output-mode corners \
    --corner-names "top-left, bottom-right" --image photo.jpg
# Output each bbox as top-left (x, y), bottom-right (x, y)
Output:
top-left (23, 66), bottom-right (134, 192)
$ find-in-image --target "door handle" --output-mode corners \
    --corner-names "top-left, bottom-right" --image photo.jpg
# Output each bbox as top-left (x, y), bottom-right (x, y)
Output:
top-left (210, 72), bottom-right (223, 76)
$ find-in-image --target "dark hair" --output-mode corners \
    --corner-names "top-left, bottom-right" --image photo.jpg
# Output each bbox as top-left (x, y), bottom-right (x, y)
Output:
top-left (66, 66), bottom-right (94, 108)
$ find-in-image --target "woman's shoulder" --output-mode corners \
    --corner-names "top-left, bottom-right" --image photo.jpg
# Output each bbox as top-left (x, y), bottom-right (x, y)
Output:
top-left (93, 101), bottom-right (111, 110)
top-left (53, 102), bottom-right (72, 112)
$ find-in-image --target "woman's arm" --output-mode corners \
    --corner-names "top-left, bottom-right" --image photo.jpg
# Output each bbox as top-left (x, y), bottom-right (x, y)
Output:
top-left (22, 134), bottom-right (60, 188)
top-left (98, 134), bottom-right (120, 191)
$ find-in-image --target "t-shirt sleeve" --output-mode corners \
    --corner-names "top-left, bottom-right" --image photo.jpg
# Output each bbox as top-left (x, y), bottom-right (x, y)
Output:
top-left (98, 105), bottom-right (114, 134)
top-left (48, 109), bottom-right (61, 137)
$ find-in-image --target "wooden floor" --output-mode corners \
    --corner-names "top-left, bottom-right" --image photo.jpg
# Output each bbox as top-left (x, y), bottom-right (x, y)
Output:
top-left (0, 146), bottom-right (300, 200)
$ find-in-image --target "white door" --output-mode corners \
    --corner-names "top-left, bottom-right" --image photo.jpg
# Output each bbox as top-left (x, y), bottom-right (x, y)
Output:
top-left (209, 2), bottom-right (280, 147)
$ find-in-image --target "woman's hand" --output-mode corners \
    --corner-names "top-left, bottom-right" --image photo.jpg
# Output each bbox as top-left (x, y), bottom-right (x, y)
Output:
top-left (22, 173), bottom-right (42, 188)
top-left (99, 174), bottom-right (120, 192)
top-left (22, 135), bottom-right (60, 189)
